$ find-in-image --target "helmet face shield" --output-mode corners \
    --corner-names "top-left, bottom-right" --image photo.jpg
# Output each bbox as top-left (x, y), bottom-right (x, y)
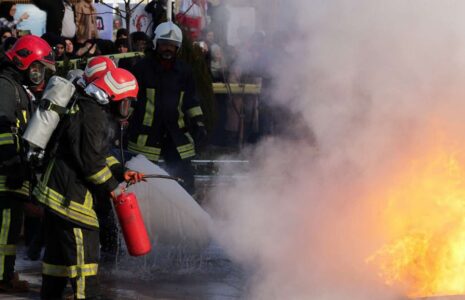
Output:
top-left (157, 40), bottom-right (178, 60)
top-left (157, 38), bottom-right (180, 48)
top-left (28, 61), bottom-right (46, 85)
top-left (110, 97), bottom-right (134, 120)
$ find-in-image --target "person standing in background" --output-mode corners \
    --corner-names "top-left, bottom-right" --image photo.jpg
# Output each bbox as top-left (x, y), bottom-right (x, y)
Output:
top-left (0, 2), bottom-right (29, 37)
top-left (74, 0), bottom-right (98, 45)
top-left (31, 0), bottom-right (76, 40)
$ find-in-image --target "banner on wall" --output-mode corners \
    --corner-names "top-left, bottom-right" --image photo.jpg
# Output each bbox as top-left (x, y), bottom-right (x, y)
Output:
top-left (15, 4), bottom-right (46, 36)
top-left (120, 4), bottom-right (151, 35)
top-left (95, 3), bottom-right (114, 40)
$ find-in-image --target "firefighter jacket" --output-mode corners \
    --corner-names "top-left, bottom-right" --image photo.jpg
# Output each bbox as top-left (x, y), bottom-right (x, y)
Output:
top-left (127, 54), bottom-right (205, 162)
top-left (0, 66), bottom-right (32, 199)
top-left (33, 94), bottom-right (123, 229)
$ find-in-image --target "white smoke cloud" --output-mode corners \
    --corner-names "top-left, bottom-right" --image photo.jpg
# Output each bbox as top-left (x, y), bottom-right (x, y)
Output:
top-left (208, 1), bottom-right (465, 299)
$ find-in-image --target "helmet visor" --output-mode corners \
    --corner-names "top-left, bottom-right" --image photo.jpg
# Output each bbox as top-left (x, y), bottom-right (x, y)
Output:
top-left (28, 61), bottom-right (46, 85)
top-left (157, 38), bottom-right (181, 48)
top-left (117, 97), bottom-right (134, 119)
top-left (41, 50), bottom-right (56, 72)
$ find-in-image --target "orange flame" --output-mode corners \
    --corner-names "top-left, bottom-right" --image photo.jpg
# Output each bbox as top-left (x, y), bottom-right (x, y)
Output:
top-left (368, 133), bottom-right (465, 298)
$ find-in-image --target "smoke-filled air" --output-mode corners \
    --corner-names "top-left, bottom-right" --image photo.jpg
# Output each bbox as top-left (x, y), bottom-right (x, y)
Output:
top-left (208, 1), bottom-right (465, 299)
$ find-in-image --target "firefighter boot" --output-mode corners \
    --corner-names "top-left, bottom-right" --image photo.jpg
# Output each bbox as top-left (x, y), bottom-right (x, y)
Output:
top-left (0, 272), bottom-right (29, 292)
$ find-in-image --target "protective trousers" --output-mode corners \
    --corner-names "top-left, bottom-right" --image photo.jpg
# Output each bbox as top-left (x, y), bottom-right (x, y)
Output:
top-left (0, 198), bottom-right (23, 283)
top-left (41, 212), bottom-right (99, 300)
top-left (161, 137), bottom-right (195, 195)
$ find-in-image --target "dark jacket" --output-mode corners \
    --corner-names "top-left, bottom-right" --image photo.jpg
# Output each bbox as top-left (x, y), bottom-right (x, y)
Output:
top-left (0, 65), bottom-right (32, 198)
top-left (32, 0), bottom-right (67, 36)
top-left (127, 54), bottom-right (204, 162)
top-left (33, 94), bottom-right (122, 229)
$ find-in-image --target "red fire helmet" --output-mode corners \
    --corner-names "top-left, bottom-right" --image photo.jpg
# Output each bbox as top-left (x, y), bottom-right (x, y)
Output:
top-left (92, 68), bottom-right (139, 101)
top-left (83, 56), bottom-right (116, 83)
top-left (6, 35), bottom-right (56, 72)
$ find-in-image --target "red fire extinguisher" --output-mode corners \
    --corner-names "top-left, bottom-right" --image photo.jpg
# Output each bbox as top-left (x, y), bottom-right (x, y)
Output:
top-left (113, 191), bottom-right (151, 256)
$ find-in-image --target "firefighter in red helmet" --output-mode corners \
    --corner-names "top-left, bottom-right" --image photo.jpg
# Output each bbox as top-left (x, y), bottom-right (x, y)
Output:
top-left (33, 67), bottom-right (143, 300)
top-left (0, 34), bottom-right (55, 293)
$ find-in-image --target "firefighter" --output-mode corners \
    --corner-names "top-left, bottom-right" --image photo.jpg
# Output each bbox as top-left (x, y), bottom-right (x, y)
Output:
top-left (0, 34), bottom-right (55, 292)
top-left (25, 56), bottom-right (120, 263)
top-left (127, 21), bottom-right (207, 195)
top-left (33, 67), bottom-right (143, 300)
top-left (80, 56), bottom-right (123, 263)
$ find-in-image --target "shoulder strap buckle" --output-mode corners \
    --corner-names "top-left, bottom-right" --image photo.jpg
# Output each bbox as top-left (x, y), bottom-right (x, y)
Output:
top-left (39, 99), bottom-right (68, 115)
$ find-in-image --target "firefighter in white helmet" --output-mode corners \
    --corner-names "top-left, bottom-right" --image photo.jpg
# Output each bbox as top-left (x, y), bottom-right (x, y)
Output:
top-left (127, 21), bottom-right (207, 196)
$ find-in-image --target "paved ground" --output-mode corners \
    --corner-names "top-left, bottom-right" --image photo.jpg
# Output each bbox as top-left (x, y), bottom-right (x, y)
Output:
top-left (2, 243), bottom-right (245, 300)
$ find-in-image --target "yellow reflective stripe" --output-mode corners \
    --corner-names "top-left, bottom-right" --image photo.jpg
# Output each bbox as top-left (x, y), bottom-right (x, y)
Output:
top-left (128, 135), bottom-right (161, 162)
top-left (0, 133), bottom-right (14, 146)
top-left (43, 263), bottom-right (68, 277)
top-left (137, 134), bottom-right (148, 146)
top-left (43, 263), bottom-right (98, 278)
top-left (177, 143), bottom-right (194, 153)
top-left (186, 106), bottom-right (203, 118)
top-left (177, 91), bottom-right (185, 129)
top-left (69, 264), bottom-right (98, 278)
top-left (86, 166), bottom-right (112, 185)
top-left (177, 143), bottom-right (195, 159)
top-left (14, 111), bottom-right (28, 131)
top-left (0, 245), bottom-right (16, 256)
top-left (185, 132), bottom-right (194, 144)
top-left (0, 209), bottom-right (10, 280)
top-left (74, 228), bottom-right (86, 299)
top-left (14, 134), bottom-right (19, 152)
top-left (105, 156), bottom-right (119, 168)
top-left (0, 176), bottom-right (30, 196)
top-left (69, 103), bottom-right (80, 114)
top-left (179, 150), bottom-right (195, 159)
top-left (83, 190), bottom-right (93, 209)
top-left (143, 88), bottom-right (155, 127)
top-left (33, 184), bottom-right (99, 228)
top-left (42, 159), bottom-right (56, 184)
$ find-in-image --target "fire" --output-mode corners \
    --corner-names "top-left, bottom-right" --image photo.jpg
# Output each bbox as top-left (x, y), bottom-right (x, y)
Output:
top-left (368, 135), bottom-right (465, 298)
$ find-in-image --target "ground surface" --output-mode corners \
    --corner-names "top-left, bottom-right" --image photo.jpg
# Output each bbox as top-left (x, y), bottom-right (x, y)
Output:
top-left (1, 243), bottom-right (245, 300)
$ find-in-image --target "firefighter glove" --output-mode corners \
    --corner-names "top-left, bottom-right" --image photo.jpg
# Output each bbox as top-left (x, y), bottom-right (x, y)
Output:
top-left (124, 170), bottom-right (146, 185)
top-left (110, 185), bottom-right (125, 202)
top-left (193, 125), bottom-right (208, 152)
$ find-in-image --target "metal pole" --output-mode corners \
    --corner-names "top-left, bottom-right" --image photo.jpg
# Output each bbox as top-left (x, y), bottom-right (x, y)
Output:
top-left (167, 0), bottom-right (173, 22)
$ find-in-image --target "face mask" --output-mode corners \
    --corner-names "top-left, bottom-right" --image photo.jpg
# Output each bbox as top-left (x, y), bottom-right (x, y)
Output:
top-left (110, 98), bottom-right (133, 120)
top-left (28, 62), bottom-right (46, 85)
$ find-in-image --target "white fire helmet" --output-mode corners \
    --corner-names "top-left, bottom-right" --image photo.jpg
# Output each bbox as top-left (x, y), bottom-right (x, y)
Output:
top-left (153, 21), bottom-right (183, 50)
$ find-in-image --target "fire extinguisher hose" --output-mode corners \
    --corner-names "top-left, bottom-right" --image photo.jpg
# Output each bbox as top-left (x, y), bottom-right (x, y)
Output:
top-left (125, 174), bottom-right (183, 188)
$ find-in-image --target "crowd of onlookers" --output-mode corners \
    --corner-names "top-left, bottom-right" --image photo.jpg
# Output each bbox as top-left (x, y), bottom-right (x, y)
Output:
top-left (0, 0), bottom-right (286, 149)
